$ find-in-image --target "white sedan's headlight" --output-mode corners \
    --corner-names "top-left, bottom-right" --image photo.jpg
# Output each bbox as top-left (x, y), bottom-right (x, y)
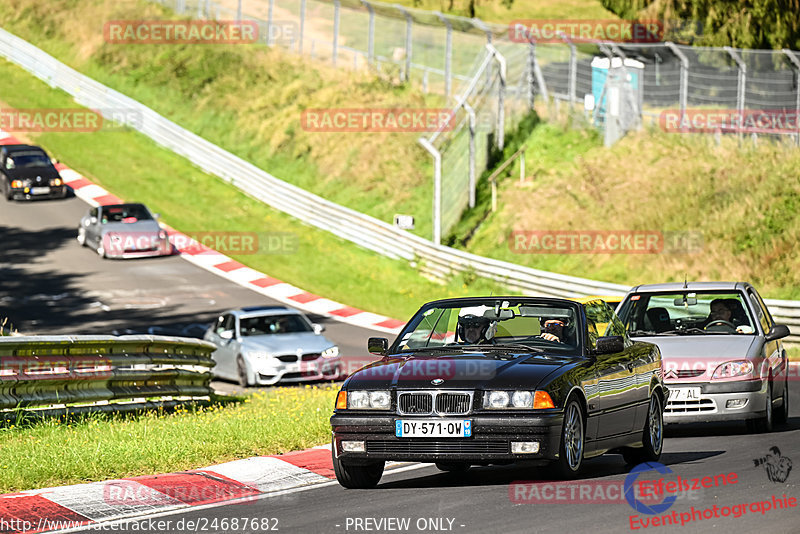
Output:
top-left (321, 346), bottom-right (339, 358)
top-left (712, 360), bottom-right (754, 379)
top-left (347, 390), bottom-right (391, 409)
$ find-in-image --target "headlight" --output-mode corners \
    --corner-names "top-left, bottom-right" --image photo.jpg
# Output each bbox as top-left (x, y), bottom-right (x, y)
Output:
top-left (346, 390), bottom-right (391, 410)
top-left (50, 178), bottom-right (63, 186)
top-left (10, 180), bottom-right (23, 188)
top-left (321, 346), bottom-right (339, 358)
top-left (712, 360), bottom-right (754, 379)
top-left (484, 390), bottom-right (554, 409)
top-left (158, 230), bottom-right (167, 240)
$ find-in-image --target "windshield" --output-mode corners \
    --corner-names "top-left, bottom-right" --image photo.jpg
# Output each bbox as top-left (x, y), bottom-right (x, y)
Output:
top-left (6, 152), bottom-right (51, 169)
top-left (618, 291), bottom-right (756, 336)
top-left (392, 299), bottom-right (580, 354)
top-left (101, 204), bottom-right (153, 223)
top-left (240, 314), bottom-right (312, 336)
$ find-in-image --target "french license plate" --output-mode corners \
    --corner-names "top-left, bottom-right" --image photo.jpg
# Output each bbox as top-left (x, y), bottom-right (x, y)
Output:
top-left (31, 186), bottom-right (50, 195)
top-left (395, 419), bottom-right (472, 438)
top-left (668, 387), bottom-right (701, 402)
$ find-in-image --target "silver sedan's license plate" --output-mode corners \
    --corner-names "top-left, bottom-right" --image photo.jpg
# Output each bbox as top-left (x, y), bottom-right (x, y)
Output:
top-left (668, 387), bottom-right (701, 402)
top-left (395, 419), bottom-right (472, 438)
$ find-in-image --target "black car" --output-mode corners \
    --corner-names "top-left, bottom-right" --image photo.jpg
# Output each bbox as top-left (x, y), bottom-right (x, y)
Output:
top-left (1, 144), bottom-right (67, 200)
top-left (330, 296), bottom-right (666, 488)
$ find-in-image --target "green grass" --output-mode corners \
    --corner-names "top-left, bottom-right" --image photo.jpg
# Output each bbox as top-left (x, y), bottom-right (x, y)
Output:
top-left (453, 113), bottom-right (800, 300)
top-left (0, 56), bottom-right (508, 321)
top-left (0, 386), bottom-right (337, 492)
top-left (384, 0), bottom-right (616, 22)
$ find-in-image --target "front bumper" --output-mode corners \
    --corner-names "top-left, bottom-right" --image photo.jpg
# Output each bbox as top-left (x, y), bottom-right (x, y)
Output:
top-left (331, 412), bottom-right (563, 463)
top-left (253, 357), bottom-right (343, 385)
top-left (664, 379), bottom-right (767, 423)
top-left (10, 185), bottom-right (67, 200)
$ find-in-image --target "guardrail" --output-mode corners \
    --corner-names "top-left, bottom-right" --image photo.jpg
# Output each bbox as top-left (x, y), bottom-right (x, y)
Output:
top-left (0, 335), bottom-right (217, 415)
top-left (0, 27), bottom-right (797, 343)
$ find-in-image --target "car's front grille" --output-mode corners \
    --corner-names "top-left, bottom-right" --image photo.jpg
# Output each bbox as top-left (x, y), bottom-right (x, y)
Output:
top-left (276, 355), bottom-right (296, 363)
top-left (397, 391), bottom-right (473, 415)
top-left (666, 398), bottom-right (715, 413)
top-left (436, 393), bottom-right (471, 415)
top-left (367, 440), bottom-right (508, 455)
top-left (675, 369), bottom-right (704, 379)
top-left (399, 393), bottom-right (432, 414)
top-left (301, 353), bottom-right (321, 361)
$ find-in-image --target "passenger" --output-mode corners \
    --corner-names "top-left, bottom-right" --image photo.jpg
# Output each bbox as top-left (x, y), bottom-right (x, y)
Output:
top-left (539, 319), bottom-right (565, 342)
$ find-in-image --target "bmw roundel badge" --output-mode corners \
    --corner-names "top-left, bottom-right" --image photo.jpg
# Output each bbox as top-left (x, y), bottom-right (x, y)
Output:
top-left (431, 378), bottom-right (444, 385)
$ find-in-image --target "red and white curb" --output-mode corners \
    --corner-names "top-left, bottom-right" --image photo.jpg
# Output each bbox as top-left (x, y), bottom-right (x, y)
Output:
top-left (0, 444), bottom-right (413, 534)
top-left (0, 130), bottom-right (405, 335)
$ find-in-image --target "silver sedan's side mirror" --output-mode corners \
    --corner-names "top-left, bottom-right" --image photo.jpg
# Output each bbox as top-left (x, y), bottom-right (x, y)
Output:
top-left (313, 323), bottom-right (325, 335)
top-left (219, 330), bottom-right (234, 340)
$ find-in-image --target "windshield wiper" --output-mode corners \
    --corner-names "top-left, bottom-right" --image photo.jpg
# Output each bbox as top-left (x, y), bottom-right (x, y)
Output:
top-left (488, 343), bottom-right (545, 353)
top-left (628, 330), bottom-right (655, 336)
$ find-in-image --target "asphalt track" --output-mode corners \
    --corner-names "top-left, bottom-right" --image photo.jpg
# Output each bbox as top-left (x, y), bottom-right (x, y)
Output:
top-left (3, 195), bottom-right (800, 534)
top-left (0, 195), bottom-right (379, 389)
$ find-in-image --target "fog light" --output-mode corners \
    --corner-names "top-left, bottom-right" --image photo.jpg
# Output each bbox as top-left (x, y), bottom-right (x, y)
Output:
top-left (726, 399), bottom-right (747, 409)
top-left (511, 441), bottom-right (540, 454)
top-left (341, 440), bottom-right (366, 452)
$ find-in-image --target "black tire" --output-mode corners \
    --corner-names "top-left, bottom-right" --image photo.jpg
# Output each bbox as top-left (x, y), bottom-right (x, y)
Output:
top-left (435, 462), bottom-right (471, 473)
top-left (622, 393), bottom-right (664, 465)
top-left (332, 446), bottom-right (384, 489)
top-left (551, 398), bottom-right (585, 478)
top-left (746, 380), bottom-right (773, 433)
top-left (3, 180), bottom-right (11, 201)
top-left (236, 356), bottom-right (250, 388)
top-left (77, 227), bottom-right (87, 247)
top-left (775, 373), bottom-right (789, 426)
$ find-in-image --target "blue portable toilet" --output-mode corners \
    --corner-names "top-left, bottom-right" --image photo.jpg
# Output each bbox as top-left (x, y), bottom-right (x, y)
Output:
top-left (590, 57), bottom-right (644, 122)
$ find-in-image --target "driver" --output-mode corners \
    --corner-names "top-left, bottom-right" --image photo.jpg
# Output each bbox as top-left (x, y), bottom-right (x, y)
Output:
top-left (704, 299), bottom-right (749, 333)
top-left (457, 314), bottom-right (496, 344)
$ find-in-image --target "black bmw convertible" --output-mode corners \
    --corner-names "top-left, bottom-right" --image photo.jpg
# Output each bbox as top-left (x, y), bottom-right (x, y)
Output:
top-left (330, 296), bottom-right (666, 488)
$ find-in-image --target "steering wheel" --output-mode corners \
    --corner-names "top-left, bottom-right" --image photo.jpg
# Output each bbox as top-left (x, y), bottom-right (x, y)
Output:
top-left (704, 319), bottom-right (736, 330)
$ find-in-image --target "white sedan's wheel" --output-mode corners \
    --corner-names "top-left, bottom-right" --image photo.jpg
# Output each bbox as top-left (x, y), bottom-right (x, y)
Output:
top-left (77, 227), bottom-right (86, 246)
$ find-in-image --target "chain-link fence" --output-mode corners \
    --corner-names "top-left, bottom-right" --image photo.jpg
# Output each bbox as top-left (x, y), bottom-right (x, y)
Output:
top-left (149, 0), bottom-right (800, 238)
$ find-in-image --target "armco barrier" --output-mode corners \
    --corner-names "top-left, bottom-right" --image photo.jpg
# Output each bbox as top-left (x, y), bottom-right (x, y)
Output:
top-left (0, 27), bottom-right (797, 343)
top-left (0, 336), bottom-right (216, 414)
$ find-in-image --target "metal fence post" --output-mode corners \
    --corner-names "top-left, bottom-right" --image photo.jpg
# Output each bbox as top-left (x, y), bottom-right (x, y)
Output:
top-left (333, 0), bottom-right (341, 66)
top-left (267, 0), bottom-right (274, 45)
top-left (419, 138), bottom-right (442, 245)
top-left (463, 103), bottom-right (477, 208)
top-left (435, 12), bottom-right (452, 99)
top-left (665, 42), bottom-right (689, 129)
top-left (725, 46), bottom-right (746, 137)
top-left (395, 5), bottom-right (413, 82)
top-left (783, 49), bottom-right (800, 146)
top-left (299, 0), bottom-right (306, 54)
top-left (557, 32), bottom-right (576, 107)
top-left (362, 1), bottom-right (375, 65)
top-left (236, 0), bottom-right (242, 22)
top-left (487, 44), bottom-right (506, 151)
top-left (526, 38), bottom-right (549, 107)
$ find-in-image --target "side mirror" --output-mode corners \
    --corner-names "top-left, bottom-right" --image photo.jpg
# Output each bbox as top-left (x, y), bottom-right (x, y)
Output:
top-left (765, 324), bottom-right (790, 341)
top-left (313, 323), bottom-right (325, 335)
top-left (219, 330), bottom-right (234, 340)
top-left (153, 213), bottom-right (161, 219)
top-left (595, 335), bottom-right (624, 354)
top-left (368, 337), bottom-right (388, 356)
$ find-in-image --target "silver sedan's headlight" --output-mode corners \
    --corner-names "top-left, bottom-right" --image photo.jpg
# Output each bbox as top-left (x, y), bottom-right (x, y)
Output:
top-left (348, 390), bottom-right (391, 409)
top-left (712, 360), bottom-right (754, 379)
top-left (321, 346), bottom-right (339, 358)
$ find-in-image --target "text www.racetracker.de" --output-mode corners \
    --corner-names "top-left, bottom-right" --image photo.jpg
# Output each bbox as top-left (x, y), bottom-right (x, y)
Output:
top-left (0, 516), bottom-right (280, 532)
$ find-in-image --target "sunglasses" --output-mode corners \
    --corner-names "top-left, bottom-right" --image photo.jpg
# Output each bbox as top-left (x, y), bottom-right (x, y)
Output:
top-left (544, 320), bottom-right (565, 327)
